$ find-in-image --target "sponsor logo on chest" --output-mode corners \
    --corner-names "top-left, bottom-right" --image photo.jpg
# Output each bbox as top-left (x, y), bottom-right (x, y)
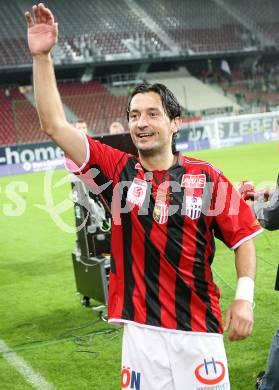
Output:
top-left (181, 174), bottom-right (206, 189)
top-left (185, 196), bottom-right (202, 220)
top-left (153, 201), bottom-right (169, 224)
top-left (127, 178), bottom-right (147, 207)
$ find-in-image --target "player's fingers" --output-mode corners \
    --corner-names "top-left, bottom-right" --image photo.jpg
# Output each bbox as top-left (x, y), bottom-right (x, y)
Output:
top-left (25, 11), bottom-right (34, 28)
top-left (239, 318), bottom-right (253, 338)
top-left (32, 4), bottom-right (39, 23)
top-left (37, 3), bottom-right (47, 24)
top-left (227, 318), bottom-right (236, 340)
top-left (227, 315), bottom-right (244, 341)
top-left (228, 325), bottom-right (244, 341)
top-left (229, 318), bottom-right (253, 341)
top-left (228, 330), bottom-right (237, 341)
top-left (229, 333), bottom-right (245, 341)
top-left (241, 322), bottom-right (253, 339)
top-left (38, 3), bottom-right (55, 25)
top-left (230, 326), bottom-right (245, 341)
top-left (38, 3), bottom-right (47, 24)
top-left (223, 309), bottom-right (231, 332)
top-left (248, 320), bottom-right (253, 336)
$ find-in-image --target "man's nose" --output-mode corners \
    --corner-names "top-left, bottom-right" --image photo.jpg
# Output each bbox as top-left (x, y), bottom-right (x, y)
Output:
top-left (137, 114), bottom-right (149, 128)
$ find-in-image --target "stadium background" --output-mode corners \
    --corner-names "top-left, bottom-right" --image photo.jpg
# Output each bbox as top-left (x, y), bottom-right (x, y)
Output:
top-left (0, 0), bottom-right (278, 389)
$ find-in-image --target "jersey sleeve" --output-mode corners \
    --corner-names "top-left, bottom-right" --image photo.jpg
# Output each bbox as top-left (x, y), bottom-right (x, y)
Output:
top-left (65, 134), bottom-right (129, 180)
top-left (212, 173), bottom-right (263, 250)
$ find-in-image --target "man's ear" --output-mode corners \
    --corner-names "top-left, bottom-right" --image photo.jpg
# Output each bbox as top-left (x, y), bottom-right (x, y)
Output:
top-left (171, 117), bottom-right (182, 134)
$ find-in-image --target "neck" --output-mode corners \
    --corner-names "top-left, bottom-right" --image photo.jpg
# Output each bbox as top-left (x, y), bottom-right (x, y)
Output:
top-left (139, 150), bottom-right (177, 171)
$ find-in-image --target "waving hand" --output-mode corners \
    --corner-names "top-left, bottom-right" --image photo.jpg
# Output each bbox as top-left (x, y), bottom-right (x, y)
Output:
top-left (25, 3), bottom-right (58, 55)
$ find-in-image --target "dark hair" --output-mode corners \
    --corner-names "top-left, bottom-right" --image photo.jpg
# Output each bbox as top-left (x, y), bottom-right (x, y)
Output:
top-left (127, 83), bottom-right (181, 121)
top-left (127, 83), bottom-right (181, 153)
top-left (76, 118), bottom-right (87, 124)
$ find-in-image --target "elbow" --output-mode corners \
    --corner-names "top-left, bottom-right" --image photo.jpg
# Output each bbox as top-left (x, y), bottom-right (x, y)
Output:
top-left (40, 119), bottom-right (68, 137)
top-left (42, 124), bottom-right (57, 137)
top-left (35, 106), bottom-right (68, 137)
top-left (41, 123), bottom-right (53, 137)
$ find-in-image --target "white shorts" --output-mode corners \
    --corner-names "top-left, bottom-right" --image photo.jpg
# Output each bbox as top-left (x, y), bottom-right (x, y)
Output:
top-left (121, 323), bottom-right (230, 390)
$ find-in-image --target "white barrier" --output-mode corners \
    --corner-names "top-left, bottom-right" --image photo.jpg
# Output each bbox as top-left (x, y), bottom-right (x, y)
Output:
top-left (177, 111), bottom-right (279, 151)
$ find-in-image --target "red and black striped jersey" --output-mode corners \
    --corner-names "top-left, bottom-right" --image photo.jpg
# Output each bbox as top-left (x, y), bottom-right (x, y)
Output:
top-left (71, 136), bottom-right (262, 334)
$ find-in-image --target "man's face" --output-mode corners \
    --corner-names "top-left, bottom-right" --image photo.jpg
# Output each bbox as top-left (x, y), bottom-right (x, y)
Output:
top-left (128, 92), bottom-right (179, 155)
top-left (75, 121), bottom-right (88, 135)
top-left (110, 122), bottom-right (124, 135)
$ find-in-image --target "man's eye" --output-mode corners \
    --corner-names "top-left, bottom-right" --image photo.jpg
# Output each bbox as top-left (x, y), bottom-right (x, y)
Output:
top-left (130, 113), bottom-right (138, 120)
top-left (150, 112), bottom-right (158, 117)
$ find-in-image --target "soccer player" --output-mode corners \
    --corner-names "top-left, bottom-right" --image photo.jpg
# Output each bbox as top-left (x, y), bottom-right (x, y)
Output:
top-left (25, 4), bottom-right (262, 389)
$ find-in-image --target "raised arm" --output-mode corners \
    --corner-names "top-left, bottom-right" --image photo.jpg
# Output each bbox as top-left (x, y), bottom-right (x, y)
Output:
top-left (25, 3), bottom-right (86, 167)
top-left (224, 239), bottom-right (256, 341)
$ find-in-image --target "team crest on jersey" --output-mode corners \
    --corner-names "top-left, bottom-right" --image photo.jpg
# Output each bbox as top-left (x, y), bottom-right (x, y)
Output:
top-left (153, 201), bottom-right (169, 224)
top-left (185, 196), bottom-right (202, 219)
top-left (181, 174), bottom-right (206, 188)
top-left (127, 178), bottom-right (147, 207)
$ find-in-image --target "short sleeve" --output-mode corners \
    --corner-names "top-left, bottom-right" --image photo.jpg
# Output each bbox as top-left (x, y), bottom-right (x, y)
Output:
top-left (212, 173), bottom-right (263, 249)
top-left (65, 134), bottom-right (129, 180)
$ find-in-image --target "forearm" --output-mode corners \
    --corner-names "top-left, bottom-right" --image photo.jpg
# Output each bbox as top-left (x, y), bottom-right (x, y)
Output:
top-left (234, 239), bottom-right (256, 303)
top-left (26, 4), bottom-right (87, 166)
top-left (33, 53), bottom-right (87, 165)
top-left (224, 239), bottom-right (256, 340)
top-left (33, 53), bottom-right (67, 135)
top-left (234, 239), bottom-right (256, 280)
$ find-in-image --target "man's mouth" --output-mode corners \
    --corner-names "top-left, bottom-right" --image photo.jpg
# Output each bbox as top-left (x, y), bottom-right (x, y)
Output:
top-left (137, 132), bottom-right (156, 138)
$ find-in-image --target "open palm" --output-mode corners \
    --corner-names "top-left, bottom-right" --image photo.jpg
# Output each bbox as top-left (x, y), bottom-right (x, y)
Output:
top-left (25, 3), bottom-right (58, 55)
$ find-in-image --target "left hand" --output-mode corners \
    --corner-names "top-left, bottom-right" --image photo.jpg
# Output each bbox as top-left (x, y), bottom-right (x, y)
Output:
top-left (224, 300), bottom-right (254, 341)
